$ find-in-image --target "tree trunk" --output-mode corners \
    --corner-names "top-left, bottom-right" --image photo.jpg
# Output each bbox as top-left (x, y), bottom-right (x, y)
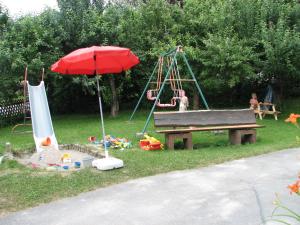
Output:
top-left (192, 88), bottom-right (200, 110)
top-left (109, 76), bottom-right (119, 117)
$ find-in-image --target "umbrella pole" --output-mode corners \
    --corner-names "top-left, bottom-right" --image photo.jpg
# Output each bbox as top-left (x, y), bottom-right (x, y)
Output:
top-left (96, 76), bottom-right (108, 158)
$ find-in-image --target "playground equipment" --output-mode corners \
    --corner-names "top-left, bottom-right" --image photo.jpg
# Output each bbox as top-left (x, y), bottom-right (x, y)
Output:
top-left (11, 67), bottom-right (45, 133)
top-left (27, 71), bottom-right (58, 152)
top-left (88, 135), bottom-right (132, 150)
top-left (146, 56), bottom-right (186, 108)
top-left (11, 67), bottom-right (35, 133)
top-left (129, 46), bottom-right (209, 134)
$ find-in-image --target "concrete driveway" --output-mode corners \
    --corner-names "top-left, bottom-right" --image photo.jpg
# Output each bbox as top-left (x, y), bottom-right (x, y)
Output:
top-left (1, 148), bottom-right (300, 225)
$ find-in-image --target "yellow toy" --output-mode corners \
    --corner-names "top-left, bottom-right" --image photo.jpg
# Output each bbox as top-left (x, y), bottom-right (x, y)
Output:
top-left (143, 135), bottom-right (161, 144)
top-left (140, 135), bottom-right (163, 151)
top-left (61, 153), bottom-right (72, 163)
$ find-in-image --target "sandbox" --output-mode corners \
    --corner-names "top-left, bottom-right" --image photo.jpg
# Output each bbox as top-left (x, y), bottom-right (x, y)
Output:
top-left (15, 144), bottom-right (105, 171)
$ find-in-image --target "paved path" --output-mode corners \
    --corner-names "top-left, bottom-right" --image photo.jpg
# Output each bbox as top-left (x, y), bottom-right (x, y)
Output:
top-left (1, 149), bottom-right (300, 225)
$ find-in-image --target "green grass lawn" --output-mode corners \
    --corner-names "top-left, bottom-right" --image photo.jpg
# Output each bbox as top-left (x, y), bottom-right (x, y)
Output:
top-left (0, 109), bottom-right (299, 216)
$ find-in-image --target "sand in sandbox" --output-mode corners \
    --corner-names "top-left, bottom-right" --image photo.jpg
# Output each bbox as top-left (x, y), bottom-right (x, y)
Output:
top-left (20, 148), bottom-right (95, 170)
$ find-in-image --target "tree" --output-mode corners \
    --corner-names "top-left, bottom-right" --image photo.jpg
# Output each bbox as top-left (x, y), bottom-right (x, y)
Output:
top-left (199, 32), bottom-right (257, 94)
top-left (0, 9), bottom-right (64, 102)
top-left (0, 3), bottom-right (8, 37)
top-left (1, 0), bottom-right (300, 116)
top-left (260, 17), bottom-right (300, 99)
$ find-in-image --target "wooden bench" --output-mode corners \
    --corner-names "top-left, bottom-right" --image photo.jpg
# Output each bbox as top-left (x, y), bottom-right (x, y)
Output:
top-left (153, 109), bottom-right (264, 150)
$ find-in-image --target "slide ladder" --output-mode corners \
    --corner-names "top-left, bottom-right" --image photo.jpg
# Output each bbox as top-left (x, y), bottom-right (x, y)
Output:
top-left (27, 81), bottom-right (58, 152)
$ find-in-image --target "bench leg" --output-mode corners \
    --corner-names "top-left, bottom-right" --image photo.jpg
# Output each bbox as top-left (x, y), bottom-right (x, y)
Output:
top-left (248, 133), bottom-right (256, 143)
top-left (229, 129), bottom-right (257, 145)
top-left (165, 134), bottom-right (175, 150)
top-left (229, 130), bottom-right (241, 145)
top-left (242, 130), bottom-right (256, 144)
top-left (165, 133), bottom-right (193, 150)
top-left (183, 133), bottom-right (193, 149)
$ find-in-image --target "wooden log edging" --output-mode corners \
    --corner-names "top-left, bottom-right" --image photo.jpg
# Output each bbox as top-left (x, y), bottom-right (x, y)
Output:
top-left (59, 144), bottom-right (105, 158)
top-left (11, 146), bottom-right (35, 158)
top-left (10, 144), bottom-right (105, 158)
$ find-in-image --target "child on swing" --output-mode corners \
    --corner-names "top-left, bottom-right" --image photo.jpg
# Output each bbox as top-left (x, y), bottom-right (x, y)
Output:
top-left (179, 94), bottom-right (189, 111)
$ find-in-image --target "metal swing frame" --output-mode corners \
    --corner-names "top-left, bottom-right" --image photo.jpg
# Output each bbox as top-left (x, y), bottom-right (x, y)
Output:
top-left (129, 46), bottom-right (209, 134)
top-left (146, 55), bottom-right (185, 107)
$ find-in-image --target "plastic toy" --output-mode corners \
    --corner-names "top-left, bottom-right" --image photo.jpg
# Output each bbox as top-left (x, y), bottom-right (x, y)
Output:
top-left (74, 162), bottom-right (81, 168)
top-left (82, 156), bottom-right (94, 167)
top-left (41, 137), bottom-right (51, 146)
top-left (105, 135), bottom-right (132, 150)
top-left (88, 136), bottom-right (96, 142)
top-left (140, 135), bottom-right (163, 151)
top-left (61, 153), bottom-right (72, 163)
top-left (63, 165), bottom-right (69, 170)
top-left (48, 163), bottom-right (61, 167)
top-left (87, 136), bottom-right (101, 145)
top-left (88, 135), bottom-right (132, 150)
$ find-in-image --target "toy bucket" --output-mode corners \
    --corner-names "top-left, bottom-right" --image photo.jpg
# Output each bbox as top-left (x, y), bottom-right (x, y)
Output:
top-left (74, 161), bottom-right (81, 168)
top-left (88, 136), bottom-right (96, 142)
top-left (63, 165), bottom-right (69, 170)
top-left (82, 156), bottom-right (94, 168)
top-left (41, 137), bottom-right (51, 146)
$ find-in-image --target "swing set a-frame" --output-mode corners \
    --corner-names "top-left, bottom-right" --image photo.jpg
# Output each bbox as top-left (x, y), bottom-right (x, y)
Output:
top-left (129, 46), bottom-right (209, 134)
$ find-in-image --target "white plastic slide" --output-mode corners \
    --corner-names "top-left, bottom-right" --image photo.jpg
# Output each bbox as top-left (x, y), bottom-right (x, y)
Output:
top-left (27, 81), bottom-right (58, 152)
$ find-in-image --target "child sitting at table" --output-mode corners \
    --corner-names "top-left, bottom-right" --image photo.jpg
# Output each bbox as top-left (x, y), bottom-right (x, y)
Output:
top-left (250, 93), bottom-right (259, 110)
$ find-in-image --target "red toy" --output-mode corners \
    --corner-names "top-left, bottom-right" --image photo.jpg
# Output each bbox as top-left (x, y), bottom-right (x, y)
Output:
top-left (139, 135), bottom-right (163, 151)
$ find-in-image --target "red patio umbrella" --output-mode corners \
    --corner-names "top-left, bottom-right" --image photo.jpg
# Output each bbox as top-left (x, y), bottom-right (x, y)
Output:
top-left (51, 46), bottom-right (139, 160)
top-left (51, 46), bottom-right (139, 75)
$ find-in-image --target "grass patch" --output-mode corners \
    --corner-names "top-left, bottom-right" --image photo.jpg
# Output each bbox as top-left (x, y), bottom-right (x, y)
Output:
top-left (0, 109), bottom-right (299, 215)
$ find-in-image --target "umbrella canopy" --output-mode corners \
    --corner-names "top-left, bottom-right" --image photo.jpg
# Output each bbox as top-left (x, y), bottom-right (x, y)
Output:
top-left (51, 46), bottom-right (140, 75)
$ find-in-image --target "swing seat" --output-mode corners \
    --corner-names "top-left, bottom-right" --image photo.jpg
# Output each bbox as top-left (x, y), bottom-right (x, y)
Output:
top-left (156, 97), bottom-right (177, 108)
top-left (148, 89), bottom-right (185, 108)
top-left (147, 90), bottom-right (159, 101)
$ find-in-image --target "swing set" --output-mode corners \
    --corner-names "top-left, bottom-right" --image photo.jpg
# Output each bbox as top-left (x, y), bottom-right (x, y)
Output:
top-left (129, 46), bottom-right (209, 134)
top-left (146, 55), bottom-right (186, 107)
